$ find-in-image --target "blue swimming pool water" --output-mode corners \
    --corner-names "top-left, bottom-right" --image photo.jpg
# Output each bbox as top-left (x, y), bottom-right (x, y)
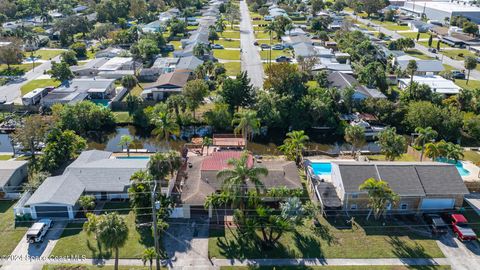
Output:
top-left (310, 162), bottom-right (332, 176)
top-left (117, 156), bottom-right (150, 159)
top-left (436, 158), bottom-right (470, 177)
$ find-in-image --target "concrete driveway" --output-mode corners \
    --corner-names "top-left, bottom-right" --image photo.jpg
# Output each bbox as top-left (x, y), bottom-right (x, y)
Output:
top-left (436, 233), bottom-right (480, 270)
top-left (0, 221), bottom-right (66, 270)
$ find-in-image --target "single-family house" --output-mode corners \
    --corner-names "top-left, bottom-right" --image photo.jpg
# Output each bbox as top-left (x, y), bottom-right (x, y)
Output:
top-left (398, 75), bottom-right (461, 95)
top-left (408, 20), bottom-right (434, 32)
top-left (179, 151), bottom-right (302, 217)
top-left (0, 161), bottom-right (28, 195)
top-left (395, 56), bottom-right (444, 75)
top-left (325, 161), bottom-right (469, 212)
top-left (327, 72), bottom-right (386, 100)
top-left (71, 58), bottom-right (109, 76)
top-left (141, 70), bottom-right (191, 101)
top-left (24, 150), bottom-right (148, 219)
top-left (97, 57), bottom-right (141, 79)
top-left (95, 47), bottom-right (128, 58)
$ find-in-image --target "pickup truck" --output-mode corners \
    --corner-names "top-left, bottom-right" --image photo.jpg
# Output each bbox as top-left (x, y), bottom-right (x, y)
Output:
top-left (424, 214), bottom-right (448, 235)
top-left (450, 214), bottom-right (477, 241)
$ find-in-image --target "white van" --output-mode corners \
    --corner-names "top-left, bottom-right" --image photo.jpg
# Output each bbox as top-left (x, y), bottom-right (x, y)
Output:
top-left (26, 219), bottom-right (52, 244)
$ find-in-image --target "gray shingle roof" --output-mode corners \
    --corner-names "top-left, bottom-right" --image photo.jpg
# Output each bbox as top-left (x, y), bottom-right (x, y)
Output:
top-left (397, 59), bottom-right (444, 73)
top-left (0, 161), bottom-right (27, 188)
top-left (176, 56), bottom-right (203, 71)
top-left (333, 161), bottom-right (469, 196)
top-left (26, 175), bottom-right (85, 205)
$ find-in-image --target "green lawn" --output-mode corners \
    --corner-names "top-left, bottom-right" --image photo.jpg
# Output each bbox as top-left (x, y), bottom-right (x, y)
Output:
top-left (259, 49), bottom-right (291, 60)
top-left (255, 32), bottom-right (272, 39)
top-left (418, 39), bottom-right (439, 48)
top-left (0, 155), bottom-right (11, 160)
top-left (440, 49), bottom-right (476, 60)
top-left (216, 39), bottom-right (241, 48)
top-left (50, 202), bottom-right (154, 259)
top-left (113, 111), bottom-right (132, 124)
top-left (252, 20), bottom-right (270, 26)
top-left (463, 150), bottom-right (480, 163)
top-left (209, 215), bottom-right (443, 259)
top-left (453, 79), bottom-right (480, 91)
top-left (224, 62), bottom-right (242, 76)
top-left (0, 201), bottom-right (29, 256)
top-left (222, 31), bottom-right (241, 39)
top-left (0, 63), bottom-right (39, 73)
top-left (20, 79), bottom-right (60, 95)
top-left (129, 84), bottom-right (145, 97)
top-left (213, 50), bottom-right (241, 60)
top-left (405, 49), bottom-right (434, 60)
top-left (32, 49), bottom-right (64, 60)
top-left (399, 32), bottom-right (432, 40)
top-left (371, 20), bottom-right (410, 31)
top-left (221, 266), bottom-right (451, 270)
top-left (43, 265), bottom-right (154, 270)
top-left (187, 25), bottom-right (198, 31)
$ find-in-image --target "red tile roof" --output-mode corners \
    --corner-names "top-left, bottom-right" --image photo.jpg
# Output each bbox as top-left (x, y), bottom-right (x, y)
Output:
top-left (201, 151), bottom-right (253, 171)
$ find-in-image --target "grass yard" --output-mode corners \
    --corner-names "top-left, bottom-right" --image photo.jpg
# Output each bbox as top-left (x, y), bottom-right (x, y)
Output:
top-left (209, 215), bottom-right (443, 260)
top-left (216, 38), bottom-right (241, 48)
top-left (220, 266), bottom-right (451, 270)
top-left (463, 150), bottom-right (480, 163)
top-left (259, 50), bottom-right (290, 60)
top-left (187, 25), bottom-right (198, 31)
top-left (113, 111), bottom-right (132, 124)
top-left (0, 63), bottom-right (39, 73)
top-left (129, 84), bottom-right (145, 97)
top-left (20, 79), bottom-right (60, 95)
top-left (440, 49), bottom-right (475, 60)
top-left (222, 31), bottom-right (241, 39)
top-left (213, 50), bottom-right (241, 61)
top-left (453, 79), bottom-right (480, 91)
top-left (224, 62), bottom-right (242, 76)
top-left (399, 32), bottom-right (431, 40)
top-left (43, 265), bottom-right (154, 270)
top-left (367, 153), bottom-right (418, 162)
top-left (418, 40), bottom-right (439, 48)
top-left (370, 20), bottom-right (410, 31)
top-left (404, 49), bottom-right (434, 60)
top-left (32, 49), bottom-right (64, 60)
top-left (50, 202), bottom-right (154, 259)
top-left (252, 20), bottom-right (270, 26)
top-left (255, 32), bottom-right (272, 40)
top-left (0, 201), bottom-right (29, 256)
top-left (0, 155), bottom-right (11, 160)
top-left (169, 40), bottom-right (182, 50)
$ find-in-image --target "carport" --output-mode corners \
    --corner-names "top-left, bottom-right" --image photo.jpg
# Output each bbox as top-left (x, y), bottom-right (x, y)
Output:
top-left (33, 205), bottom-right (70, 218)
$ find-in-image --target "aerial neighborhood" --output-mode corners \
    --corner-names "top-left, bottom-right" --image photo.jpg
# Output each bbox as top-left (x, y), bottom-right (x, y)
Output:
top-left (2, 0), bottom-right (480, 269)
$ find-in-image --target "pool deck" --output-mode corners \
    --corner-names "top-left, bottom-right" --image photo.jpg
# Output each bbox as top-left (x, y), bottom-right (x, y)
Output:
top-left (306, 158), bottom-right (356, 183)
top-left (461, 161), bottom-right (480, 181)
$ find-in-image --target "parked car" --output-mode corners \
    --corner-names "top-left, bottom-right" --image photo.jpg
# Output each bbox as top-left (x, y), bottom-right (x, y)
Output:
top-left (260, 44), bottom-right (270, 49)
top-left (428, 48), bottom-right (437, 53)
top-left (476, 57), bottom-right (480, 63)
top-left (423, 214), bottom-right (448, 235)
top-left (451, 70), bottom-right (466, 79)
top-left (253, 41), bottom-right (259, 46)
top-left (275, 56), bottom-right (291, 62)
top-left (26, 219), bottom-right (52, 244)
top-left (272, 44), bottom-right (284, 50)
top-left (450, 214), bottom-right (477, 241)
top-left (211, 44), bottom-right (224, 49)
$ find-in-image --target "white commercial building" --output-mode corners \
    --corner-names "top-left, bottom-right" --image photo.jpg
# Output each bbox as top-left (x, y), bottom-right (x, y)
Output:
top-left (402, 1), bottom-right (480, 23)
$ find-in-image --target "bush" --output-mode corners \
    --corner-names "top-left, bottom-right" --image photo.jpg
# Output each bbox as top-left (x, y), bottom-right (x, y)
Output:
top-left (69, 42), bottom-right (87, 58)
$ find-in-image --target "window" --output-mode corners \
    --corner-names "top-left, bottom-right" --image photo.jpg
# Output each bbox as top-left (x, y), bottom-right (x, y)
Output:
top-left (400, 203), bottom-right (408, 210)
top-left (350, 204), bottom-right (357, 210)
top-left (351, 193), bottom-right (358, 199)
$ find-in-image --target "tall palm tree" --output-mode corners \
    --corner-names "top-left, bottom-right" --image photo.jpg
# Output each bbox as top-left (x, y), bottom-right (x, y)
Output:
top-left (424, 141), bottom-right (442, 160)
top-left (217, 152), bottom-right (268, 211)
top-left (142, 247), bottom-right (157, 270)
top-left (96, 213), bottom-right (129, 270)
top-left (414, 127), bottom-right (437, 161)
top-left (231, 110), bottom-right (260, 149)
top-left (278, 130), bottom-right (310, 167)
top-left (118, 135), bottom-right (133, 157)
top-left (344, 125), bottom-right (366, 158)
top-left (204, 192), bottom-right (228, 224)
top-left (202, 136), bottom-right (213, 156)
top-left (152, 111), bottom-right (180, 143)
top-left (215, 16), bottom-right (226, 36)
top-left (445, 142), bottom-right (464, 162)
top-left (406, 60), bottom-right (418, 96)
top-left (359, 178), bottom-right (399, 220)
top-left (264, 22), bottom-right (276, 67)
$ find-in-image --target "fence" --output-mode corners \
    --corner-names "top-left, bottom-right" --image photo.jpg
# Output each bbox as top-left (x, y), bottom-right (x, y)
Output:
top-left (13, 191), bottom-right (32, 216)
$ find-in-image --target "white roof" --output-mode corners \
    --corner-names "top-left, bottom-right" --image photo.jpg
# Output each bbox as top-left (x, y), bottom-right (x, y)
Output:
top-left (23, 88), bottom-right (46, 98)
top-left (98, 57), bottom-right (133, 71)
top-left (404, 1), bottom-right (480, 12)
top-left (399, 75), bottom-right (461, 94)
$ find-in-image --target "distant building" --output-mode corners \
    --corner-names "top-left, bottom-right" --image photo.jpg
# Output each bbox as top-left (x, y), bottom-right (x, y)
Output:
top-left (402, 1), bottom-right (480, 23)
top-left (141, 70), bottom-right (191, 101)
top-left (398, 75), bottom-right (461, 95)
top-left (327, 72), bottom-right (386, 100)
top-left (0, 161), bottom-right (28, 195)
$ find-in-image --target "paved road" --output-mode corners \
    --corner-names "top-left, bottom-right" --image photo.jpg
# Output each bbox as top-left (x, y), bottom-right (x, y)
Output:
top-left (349, 14), bottom-right (480, 81)
top-left (436, 233), bottom-right (480, 270)
top-left (0, 54), bottom-right (61, 104)
top-left (239, 0), bottom-right (264, 89)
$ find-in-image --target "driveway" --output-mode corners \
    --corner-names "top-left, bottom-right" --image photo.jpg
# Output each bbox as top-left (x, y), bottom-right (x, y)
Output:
top-left (0, 54), bottom-right (61, 104)
top-left (348, 13), bottom-right (480, 80)
top-left (0, 221), bottom-right (66, 270)
top-left (239, 0), bottom-right (264, 89)
top-left (436, 233), bottom-right (480, 270)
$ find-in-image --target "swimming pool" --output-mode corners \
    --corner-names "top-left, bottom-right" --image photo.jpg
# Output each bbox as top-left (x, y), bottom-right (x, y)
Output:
top-left (310, 162), bottom-right (332, 176)
top-left (436, 158), bottom-right (470, 177)
top-left (117, 156), bottom-right (150, 159)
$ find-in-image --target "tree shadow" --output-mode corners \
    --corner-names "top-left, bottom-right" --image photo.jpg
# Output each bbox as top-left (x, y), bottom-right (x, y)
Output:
top-left (310, 223), bottom-right (339, 246)
top-left (292, 230), bottom-right (324, 258)
top-left (137, 225), bottom-right (154, 247)
top-left (388, 236), bottom-right (438, 270)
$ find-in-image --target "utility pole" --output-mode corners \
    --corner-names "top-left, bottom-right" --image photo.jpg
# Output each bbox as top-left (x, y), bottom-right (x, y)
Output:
top-left (151, 181), bottom-right (160, 270)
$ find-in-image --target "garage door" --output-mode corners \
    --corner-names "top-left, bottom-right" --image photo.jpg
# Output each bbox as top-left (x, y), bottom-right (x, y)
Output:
top-left (34, 206), bottom-right (69, 218)
top-left (420, 198), bottom-right (455, 210)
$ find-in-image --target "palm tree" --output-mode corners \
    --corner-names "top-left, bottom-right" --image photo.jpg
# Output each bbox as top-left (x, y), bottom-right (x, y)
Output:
top-left (264, 22), bottom-right (276, 67)
top-left (204, 192), bottom-right (228, 224)
top-left (445, 142), bottom-right (464, 162)
top-left (152, 111), bottom-right (180, 143)
top-left (202, 136), bottom-right (213, 156)
top-left (96, 213), bottom-right (129, 270)
top-left (78, 195), bottom-right (96, 214)
top-left (118, 135), bottom-right (133, 157)
top-left (359, 178), bottom-right (399, 220)
top-left (406, 60), bottom-right (418, 96)
top-left (278, 130), bottom-right (310, 167)
top-left (231, 110), bottom-right (260, 149)
top-left (344, 125), bottom-right (366, 158)
top-left (215, 16), bottom-right (226, 36)
top-left (142, 247), bottom-right (157, 270)
top-left (424, 141), bottom-right (442, 161)
top-left (414, 127), bottom-right (437, 161)
top-left (217, 152), bottom-right (268, 211)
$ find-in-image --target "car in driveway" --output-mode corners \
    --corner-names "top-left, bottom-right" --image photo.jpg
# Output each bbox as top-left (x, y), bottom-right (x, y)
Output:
top-left (272, 44), bottom-right (284, 50)
top-left (275, 56), bottom-right (291, 63)
top-left (424, 214), bottom-right (448, 235)
top-left (428, 48), bottom-right (437, 53)
top-left (253, 41), bottom-right (259, 46)
top-left (260, 44), bottom-right (270, 49)
top-left (450, 214), bottom-right (477, 241)
top-left (211, 44), bottom-right (224, 49)
top-left (26, 219), bottom-right (52, 244)
top-left (452, 70), bottom-right (466, 79)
